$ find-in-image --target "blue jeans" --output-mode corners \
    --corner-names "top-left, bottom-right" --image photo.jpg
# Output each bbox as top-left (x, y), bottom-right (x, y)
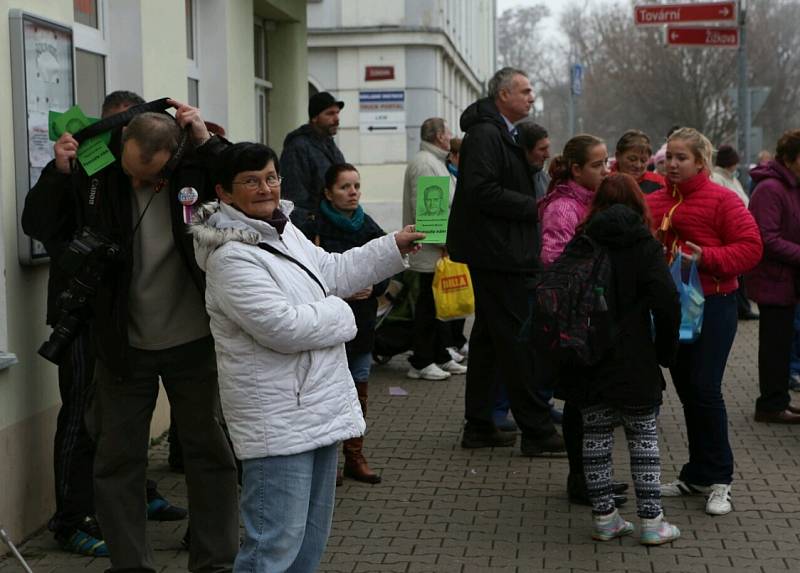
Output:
top-left (235, 443), bottom-right (338, 573)
top-left (348, 351), bottom-right (372, 383)
top-left (670, 294), bottom-right (737, 486)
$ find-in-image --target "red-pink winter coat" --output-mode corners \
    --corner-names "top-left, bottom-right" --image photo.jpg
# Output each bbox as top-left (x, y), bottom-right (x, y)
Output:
top-left (538, 179), bottom-right (593, 265)
top-left (747, 160), bottom-right (800, 305)
top-left (646, 171), bottom-right (763, 296)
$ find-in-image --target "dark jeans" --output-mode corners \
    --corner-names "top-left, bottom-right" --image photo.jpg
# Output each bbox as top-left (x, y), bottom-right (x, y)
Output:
top-left (756, 304), bottom-right (795, 412)
top-left (670, 294), bottom-right (737, 486)
top-left (408, 271), bottom-right (451, 369)
top-left (736, 275), bottom-right (753, 316)
top-left (464, 269), bottom-right (555, 438)
top-left (439, 319), bottom-right (467, 350)
top-left (791, 305), bottom-right (800, 375)
top-left (51, 330), bottom-right (96, 533)
top-left (92, 336), bottom-right (238, 573)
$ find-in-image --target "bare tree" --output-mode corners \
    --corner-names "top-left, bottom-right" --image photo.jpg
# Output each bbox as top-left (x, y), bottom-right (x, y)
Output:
top-left (496, 5), bottom-right (551, 78)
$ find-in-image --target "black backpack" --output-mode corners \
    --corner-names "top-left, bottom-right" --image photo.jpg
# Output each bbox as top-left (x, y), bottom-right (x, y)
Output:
top-left (524, 233), bottom-right (615, 366)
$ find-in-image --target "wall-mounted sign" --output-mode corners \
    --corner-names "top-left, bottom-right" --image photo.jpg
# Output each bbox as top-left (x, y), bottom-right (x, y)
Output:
top-left (365, 65), bottom-right (395, 81)
top-left (359, 91), bottom-right (405, 134)
top-left (10, 10), bottom-right (75, 265)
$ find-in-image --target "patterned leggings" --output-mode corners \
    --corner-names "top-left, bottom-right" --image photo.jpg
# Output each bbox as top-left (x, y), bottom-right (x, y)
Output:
top-left (581, 405), bottom-right (662, 519)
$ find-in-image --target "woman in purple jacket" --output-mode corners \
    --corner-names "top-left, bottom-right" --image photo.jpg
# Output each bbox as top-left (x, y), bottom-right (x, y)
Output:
top-left (748, 129), bottom-right (800, 424)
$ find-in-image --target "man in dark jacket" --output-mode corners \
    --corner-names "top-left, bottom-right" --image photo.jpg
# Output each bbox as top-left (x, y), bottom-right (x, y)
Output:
top-left (447, 67), bottom-right (565, 455)
top-left (22, 99), bottom-right (238, 573)
top-left (21, 91), bottom-right (187, 558)
top-left (280, 91), bottom-right (345, 238)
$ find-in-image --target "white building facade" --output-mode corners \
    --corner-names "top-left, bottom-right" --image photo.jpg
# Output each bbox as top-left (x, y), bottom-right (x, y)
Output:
top-left (0, 0), bottom-right (308, 543)
top-left (307, 0), bottom-right (496, 230)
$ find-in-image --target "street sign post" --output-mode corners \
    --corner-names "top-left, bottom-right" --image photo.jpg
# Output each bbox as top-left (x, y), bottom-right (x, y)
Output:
top-left (570, 63), bottom-right (583, 96)
top-left (666, 26), bottom-right (739, 47)
top-left (634, 2), bottom-right (736, 25)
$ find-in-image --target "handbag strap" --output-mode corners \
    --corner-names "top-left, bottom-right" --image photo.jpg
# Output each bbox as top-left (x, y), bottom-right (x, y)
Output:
top-left (257, 242), bottom-right (327, 296)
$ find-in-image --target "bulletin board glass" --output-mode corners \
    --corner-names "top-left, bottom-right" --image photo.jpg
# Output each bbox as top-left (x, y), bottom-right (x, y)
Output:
top-left (9, 10), bottom-right (75, 265)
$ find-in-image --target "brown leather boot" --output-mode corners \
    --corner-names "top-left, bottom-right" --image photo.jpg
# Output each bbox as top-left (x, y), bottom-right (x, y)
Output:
top-left (342, 383), bottom-right (381, 484)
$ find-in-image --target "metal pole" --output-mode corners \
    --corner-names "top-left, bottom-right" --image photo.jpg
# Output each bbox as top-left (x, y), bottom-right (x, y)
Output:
top-left (0, 524), bottom-right (34, 573)
top-left (736, 0), bottom-right (749, 186)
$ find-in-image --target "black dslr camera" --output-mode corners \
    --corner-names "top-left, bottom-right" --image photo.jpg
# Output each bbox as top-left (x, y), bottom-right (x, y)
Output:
top-left (38, 228), bottom-right (120, 365)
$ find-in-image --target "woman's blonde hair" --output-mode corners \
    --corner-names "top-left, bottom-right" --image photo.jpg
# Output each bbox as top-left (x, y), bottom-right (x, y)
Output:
top-left (667, 127), bottom-right (713, 172)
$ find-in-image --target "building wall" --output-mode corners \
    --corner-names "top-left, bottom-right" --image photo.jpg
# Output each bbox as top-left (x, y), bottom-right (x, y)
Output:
top-left (307, 0), bottom-right (495, 232)
top-left (0, 0), bottom-right (307, 543)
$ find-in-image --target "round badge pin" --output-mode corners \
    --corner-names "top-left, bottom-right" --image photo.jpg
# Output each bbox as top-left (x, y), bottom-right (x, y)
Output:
top-left (178, 187), bottom-right (199, 206)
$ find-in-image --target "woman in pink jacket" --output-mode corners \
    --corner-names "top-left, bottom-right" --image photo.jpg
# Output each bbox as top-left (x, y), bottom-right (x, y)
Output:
top-left (540, 134), bottom-right (610, 265)
top-left (647, 127), bottom-right (762, 517)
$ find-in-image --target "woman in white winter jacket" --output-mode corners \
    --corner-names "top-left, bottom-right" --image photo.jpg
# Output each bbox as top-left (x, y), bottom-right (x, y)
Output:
top-left (191, 142), bottom-right (423, 573)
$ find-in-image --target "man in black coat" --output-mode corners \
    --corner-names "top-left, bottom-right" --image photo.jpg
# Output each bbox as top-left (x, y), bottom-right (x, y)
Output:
top-left (22, 99), bottom-right (238, 573)
top-left (20, 91), bottom-right (187, 558)
top-left (447, 67), bottom-right (565, 455)
top-left (280, 92), bottom-right (345, 239)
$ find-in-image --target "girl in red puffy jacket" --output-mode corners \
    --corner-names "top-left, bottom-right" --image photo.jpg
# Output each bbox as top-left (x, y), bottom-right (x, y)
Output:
top-left (646, 127), bottom-right (762, 517)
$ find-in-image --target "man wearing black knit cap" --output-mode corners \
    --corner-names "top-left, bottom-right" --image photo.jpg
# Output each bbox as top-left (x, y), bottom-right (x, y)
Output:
top-left (280, 91), bottom-right (346, 238)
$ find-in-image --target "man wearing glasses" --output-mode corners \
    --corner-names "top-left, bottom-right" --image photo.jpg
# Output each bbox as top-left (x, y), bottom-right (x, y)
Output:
top-left (24, 100), bottom-right (238, 573)
top-left (22, 91), bottom-right (189, 560)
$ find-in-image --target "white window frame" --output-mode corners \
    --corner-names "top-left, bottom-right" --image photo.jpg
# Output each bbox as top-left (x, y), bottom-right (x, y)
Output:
top-left (73, 0), bottom-right (109, 109)
top-left (73, 0), bottom-right (108, 53)
top-left (186, 0), bottom-right (200, 94)
top-left (254, 18), bottom-right (275, 144)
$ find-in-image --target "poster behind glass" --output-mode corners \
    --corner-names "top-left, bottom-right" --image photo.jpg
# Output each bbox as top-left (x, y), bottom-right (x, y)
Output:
top-left (10, 11), bottom-right (74, 265)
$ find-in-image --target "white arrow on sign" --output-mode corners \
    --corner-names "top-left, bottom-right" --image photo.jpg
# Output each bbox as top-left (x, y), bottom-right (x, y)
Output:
top-left (671, 31), bottom-right (679, 40)
top-left (720, 7), bottom-right (730, 17)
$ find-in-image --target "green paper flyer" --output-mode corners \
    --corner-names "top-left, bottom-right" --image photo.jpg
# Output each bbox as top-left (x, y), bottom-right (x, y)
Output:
top-left (49, 106), bottom-right (115, 176)
top-left (415, 175), bottom-right (450, 243)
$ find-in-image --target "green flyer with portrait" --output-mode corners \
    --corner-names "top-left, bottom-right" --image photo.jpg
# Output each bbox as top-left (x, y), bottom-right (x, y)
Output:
top-left (415, 175), bottom-right (450, 243)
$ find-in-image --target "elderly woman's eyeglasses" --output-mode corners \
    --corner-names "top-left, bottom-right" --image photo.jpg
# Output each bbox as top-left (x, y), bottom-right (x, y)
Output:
top-left (232, 175), bottom-right (283, 191)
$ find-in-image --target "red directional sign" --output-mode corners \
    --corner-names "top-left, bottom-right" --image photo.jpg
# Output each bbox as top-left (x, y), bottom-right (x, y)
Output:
top-left (666, 26), bottom-right (739, 47)
top-left (635, 2), bottom-right (737, 26)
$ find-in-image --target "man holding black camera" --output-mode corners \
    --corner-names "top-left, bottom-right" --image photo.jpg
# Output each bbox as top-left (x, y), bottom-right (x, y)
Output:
top-left (22, 98), bottom-right (238, 573)
top-left (22, 91), bottom-right (189, 559)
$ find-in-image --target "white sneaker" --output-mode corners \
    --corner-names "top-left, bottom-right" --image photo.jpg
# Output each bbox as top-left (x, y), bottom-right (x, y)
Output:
top-left (660, 479), bottom-right (711, 497)
top-left (458, 342), bottom-right (469, 358)
top-left (438, 360), bottom-right (468, 375)
top-left (447, 347), bottom-right (465, 363)
top-left (705, 484), bottom-right (732, 515)
top-left (407, 363), bottom-right (451, 380)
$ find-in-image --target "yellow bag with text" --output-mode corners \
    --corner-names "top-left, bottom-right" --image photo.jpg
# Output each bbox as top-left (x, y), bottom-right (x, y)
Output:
top-left (432, 256), bottom-right (475, 320)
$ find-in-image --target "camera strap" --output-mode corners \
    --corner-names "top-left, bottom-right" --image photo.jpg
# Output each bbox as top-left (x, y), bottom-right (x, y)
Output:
top-left (72, 98), bottom-right (172, 145)
top-left (75, 99), bottom-right (192, 238)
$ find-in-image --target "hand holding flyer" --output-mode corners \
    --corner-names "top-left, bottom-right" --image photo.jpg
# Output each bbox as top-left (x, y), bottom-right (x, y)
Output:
top-left (49, 105), bottom-right (115, 176)
top-left (415, 175), bottom-right (450, 243)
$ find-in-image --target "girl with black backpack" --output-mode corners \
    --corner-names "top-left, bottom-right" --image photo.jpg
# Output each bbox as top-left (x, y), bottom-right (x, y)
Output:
top-left (560, 173), bottom-right (682, 544)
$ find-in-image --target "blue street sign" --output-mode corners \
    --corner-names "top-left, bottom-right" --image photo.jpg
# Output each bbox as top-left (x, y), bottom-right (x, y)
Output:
top-left (571, 63), bottom-right (584, 96)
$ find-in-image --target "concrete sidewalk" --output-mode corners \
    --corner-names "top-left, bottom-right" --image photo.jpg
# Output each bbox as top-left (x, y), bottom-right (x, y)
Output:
top-left (3, 320), bottom-right (800, 572)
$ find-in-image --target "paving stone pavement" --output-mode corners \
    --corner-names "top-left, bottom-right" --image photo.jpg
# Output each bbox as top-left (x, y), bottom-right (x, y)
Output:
top-left (3, 320), bottom-right (800, 572)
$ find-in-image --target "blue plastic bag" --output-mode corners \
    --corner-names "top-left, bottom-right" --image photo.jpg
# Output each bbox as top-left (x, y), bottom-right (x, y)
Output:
top-left (670, 252), bottom-right (705, 343)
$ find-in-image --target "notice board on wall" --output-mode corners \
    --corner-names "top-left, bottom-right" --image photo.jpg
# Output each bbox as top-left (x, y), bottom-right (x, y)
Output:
top-left (9, 10), bottom-right (75, 266)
